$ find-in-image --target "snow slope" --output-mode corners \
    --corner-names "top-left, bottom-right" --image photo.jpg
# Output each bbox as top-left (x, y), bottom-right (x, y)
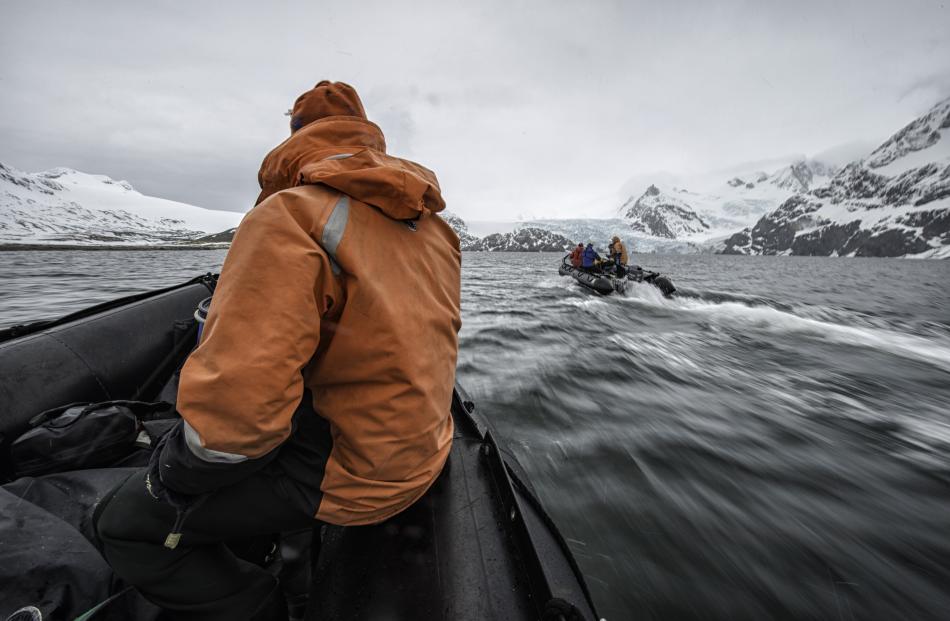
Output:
top-left (472, 227), bottom-right (575, 252)
top-left (489, 218), bottom-right (708, 255)
top-left (722, 97), bottom-right (950, 258)
top-left (619, 185), bottom-right (711, 238)
top-left (440, 210), bottom-right (481, 249)
top-left (616, 158), bottom-right (837, 244)
top-left (0, 163), bottom-right (244, 245)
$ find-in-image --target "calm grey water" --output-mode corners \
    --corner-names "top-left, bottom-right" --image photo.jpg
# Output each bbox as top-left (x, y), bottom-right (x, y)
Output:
top-left (3, 250), bottom-right (950, 620)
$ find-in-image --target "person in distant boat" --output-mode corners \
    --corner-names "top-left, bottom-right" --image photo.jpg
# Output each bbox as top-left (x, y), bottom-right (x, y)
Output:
top-left (581, 242), bottom-right (601, 271)
top-left (569, 242), bottom-right (584, 267)
top-left (95, 81), bottom-right (462, 621)
top-left (609, 235), bottom-right (628, 277)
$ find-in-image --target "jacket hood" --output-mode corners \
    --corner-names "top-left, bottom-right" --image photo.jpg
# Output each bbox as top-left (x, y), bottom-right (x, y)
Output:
top-left (290, 81), bottom-right (367, 133)
top-left (257, 116), bottom-right (445, 219)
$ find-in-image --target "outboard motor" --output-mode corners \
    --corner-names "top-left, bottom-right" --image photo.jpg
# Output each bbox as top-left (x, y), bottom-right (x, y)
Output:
top-left (654, 276), bottom-right (676, 296)
top-left (626, 266), bottom-right (676, 296)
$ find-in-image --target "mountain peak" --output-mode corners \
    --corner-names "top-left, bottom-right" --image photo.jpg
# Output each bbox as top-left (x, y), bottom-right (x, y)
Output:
top-left (621, 185), bottom-right (709, 239)
top-left (35, 166), bottom-right (138, 193)
top-left (475, 226), bottom-right (575, 252)
top-left (438, 211), bottom-right (575, 251)
top-left (768, 159), bottom-right (836, 193)
top-left (440, 210), bottom-right (481, 249)
top-left (0, 162), bottom-right (242, 245)
top-left (865, 98), bottom-right (950, 173)
top-left (721, 96), bottom-right (950, 258)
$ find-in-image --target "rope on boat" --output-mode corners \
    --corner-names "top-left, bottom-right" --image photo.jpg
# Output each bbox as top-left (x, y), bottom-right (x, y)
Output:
top-left (72, 586), bottom-right (134, 621)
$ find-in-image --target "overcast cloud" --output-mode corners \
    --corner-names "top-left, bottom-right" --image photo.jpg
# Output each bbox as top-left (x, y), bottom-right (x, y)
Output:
top-left (2, 0), bottom-right (949, 221)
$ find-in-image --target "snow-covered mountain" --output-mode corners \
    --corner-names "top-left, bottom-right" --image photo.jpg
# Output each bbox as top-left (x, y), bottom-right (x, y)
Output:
top-left (513, 218), bottom-right (628, 248)
top-left (616, 158), bottom-right (837, 246)
top-left (767, 160), bottom-right (836, 192)
top-left (442, 213), bottom-right (702, 254)
top-left (440, 210), bottom-right (481, 249)
top-left (0, 163), bottom-right (244, 245)
top-left (441, 213), bottom-right (576, 252)
top-left (516, 218), bottom-right (708, 254)
top-left (620, 185), bottom-right (711, 238)
top-left (721, 98), bottom-right (950, 258)
top-left (471, 227), bottom-right (575, 252)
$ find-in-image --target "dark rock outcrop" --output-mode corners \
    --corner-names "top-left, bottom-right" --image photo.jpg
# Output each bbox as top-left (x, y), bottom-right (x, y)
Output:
top-left (472, 227), bottom-right (574, 252)
top-left (440, 210), bottom-right (482, 250)
top-left (620, 185), bottom-right (709, 239)
top-left (439, 212), bottom-right (575, 252)
top-left (189, 228), bottom-right (237, 244)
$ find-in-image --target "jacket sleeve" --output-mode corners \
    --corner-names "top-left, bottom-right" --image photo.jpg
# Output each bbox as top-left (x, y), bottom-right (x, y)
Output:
top-left (159, 190), bottom-right (343, 495)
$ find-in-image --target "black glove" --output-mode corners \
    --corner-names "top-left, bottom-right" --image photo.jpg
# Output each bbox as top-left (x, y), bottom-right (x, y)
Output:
top-left (145, 427), bottom-right (201, 510)
top-left (145, 425), bottom-right (209, 549)
top-left (152, 418), bottom-right (282, 497)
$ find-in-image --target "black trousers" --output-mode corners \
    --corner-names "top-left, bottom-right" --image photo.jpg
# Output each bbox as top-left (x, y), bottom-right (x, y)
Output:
top-left (95, 407), bottom-right (331, 620)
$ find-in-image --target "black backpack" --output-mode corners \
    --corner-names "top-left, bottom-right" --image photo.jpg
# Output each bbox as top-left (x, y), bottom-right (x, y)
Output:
top-left (10, 400), bottom-right (176, 478)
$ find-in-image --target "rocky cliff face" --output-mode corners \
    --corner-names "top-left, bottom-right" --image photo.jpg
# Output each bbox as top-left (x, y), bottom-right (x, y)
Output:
top-left (620, 185), bottom-right (710, 238)
top-left (441, 212), bottom-right (576, 251)
top-left (616, 158), bottom-right (836, 245)
top-left (721, 98), bottom-right (950, 258)
top-left (471, 226), bottom-right (575, 252)
top-left (440, 210), bottom-right (482, 249)
top-left (768, 160), bottom-right (836, 193)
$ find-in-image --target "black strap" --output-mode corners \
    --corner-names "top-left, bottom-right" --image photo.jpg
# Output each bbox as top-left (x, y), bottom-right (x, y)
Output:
top-left (131, 319), bottom-right (198, 401)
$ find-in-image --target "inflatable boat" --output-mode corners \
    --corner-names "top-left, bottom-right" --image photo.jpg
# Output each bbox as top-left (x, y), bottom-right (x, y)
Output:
top-left (558, 259), bottom-right (625, 295)
top-left (0, 275), bottom-right (599, 621)
top-left (558, 256), bottom-right (676, 296)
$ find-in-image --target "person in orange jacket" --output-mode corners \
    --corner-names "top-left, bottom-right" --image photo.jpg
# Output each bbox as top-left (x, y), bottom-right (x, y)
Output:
top-left (569, 242), bottom-right (583, 267)
top-left (96, 81), bottom-right (461, 620)
top-left (609, 235), bottom-right (629, 277)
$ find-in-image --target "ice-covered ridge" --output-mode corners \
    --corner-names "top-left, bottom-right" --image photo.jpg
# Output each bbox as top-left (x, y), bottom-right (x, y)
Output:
top-left (0, 162), bottom-right (244, 245)
top-left (867, 97), bottom-right (950, 175)
top-left (616, 158), bottom-right (840, 245)
top-left (720, 97), bottom-right (950, 258)
top-left (620, 184), bottom-right (711, 239)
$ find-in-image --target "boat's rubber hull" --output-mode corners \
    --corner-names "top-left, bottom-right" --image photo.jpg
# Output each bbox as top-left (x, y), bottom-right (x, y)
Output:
top-left (559, 262), bottom-right (624, 295)
top-left (0, 278), bottom-right (599, 621)
top-left (0, 275), bottom-right (216, 440)
top-left (559, 259), bottom-right (676, 297)
top-left (311, 385), bottom-right (598, 620)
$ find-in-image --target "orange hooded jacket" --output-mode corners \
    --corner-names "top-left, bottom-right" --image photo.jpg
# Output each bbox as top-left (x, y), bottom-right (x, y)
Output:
top-left (175, 82), bottom-right (461, 525)
top-left (610, 237), bottom-right (629, 264)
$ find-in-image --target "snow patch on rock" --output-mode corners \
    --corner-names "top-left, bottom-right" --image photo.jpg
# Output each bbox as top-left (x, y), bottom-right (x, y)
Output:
top-left (721, 97), bottom-right (950, 258)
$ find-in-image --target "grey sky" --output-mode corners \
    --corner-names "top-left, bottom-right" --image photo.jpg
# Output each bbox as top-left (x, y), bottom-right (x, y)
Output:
top-left (2, 0), bottom-right (949, 221)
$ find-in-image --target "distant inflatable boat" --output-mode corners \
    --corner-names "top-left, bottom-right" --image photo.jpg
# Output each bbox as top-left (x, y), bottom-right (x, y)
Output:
top-left (559, 256), bottom-right (676, 296)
